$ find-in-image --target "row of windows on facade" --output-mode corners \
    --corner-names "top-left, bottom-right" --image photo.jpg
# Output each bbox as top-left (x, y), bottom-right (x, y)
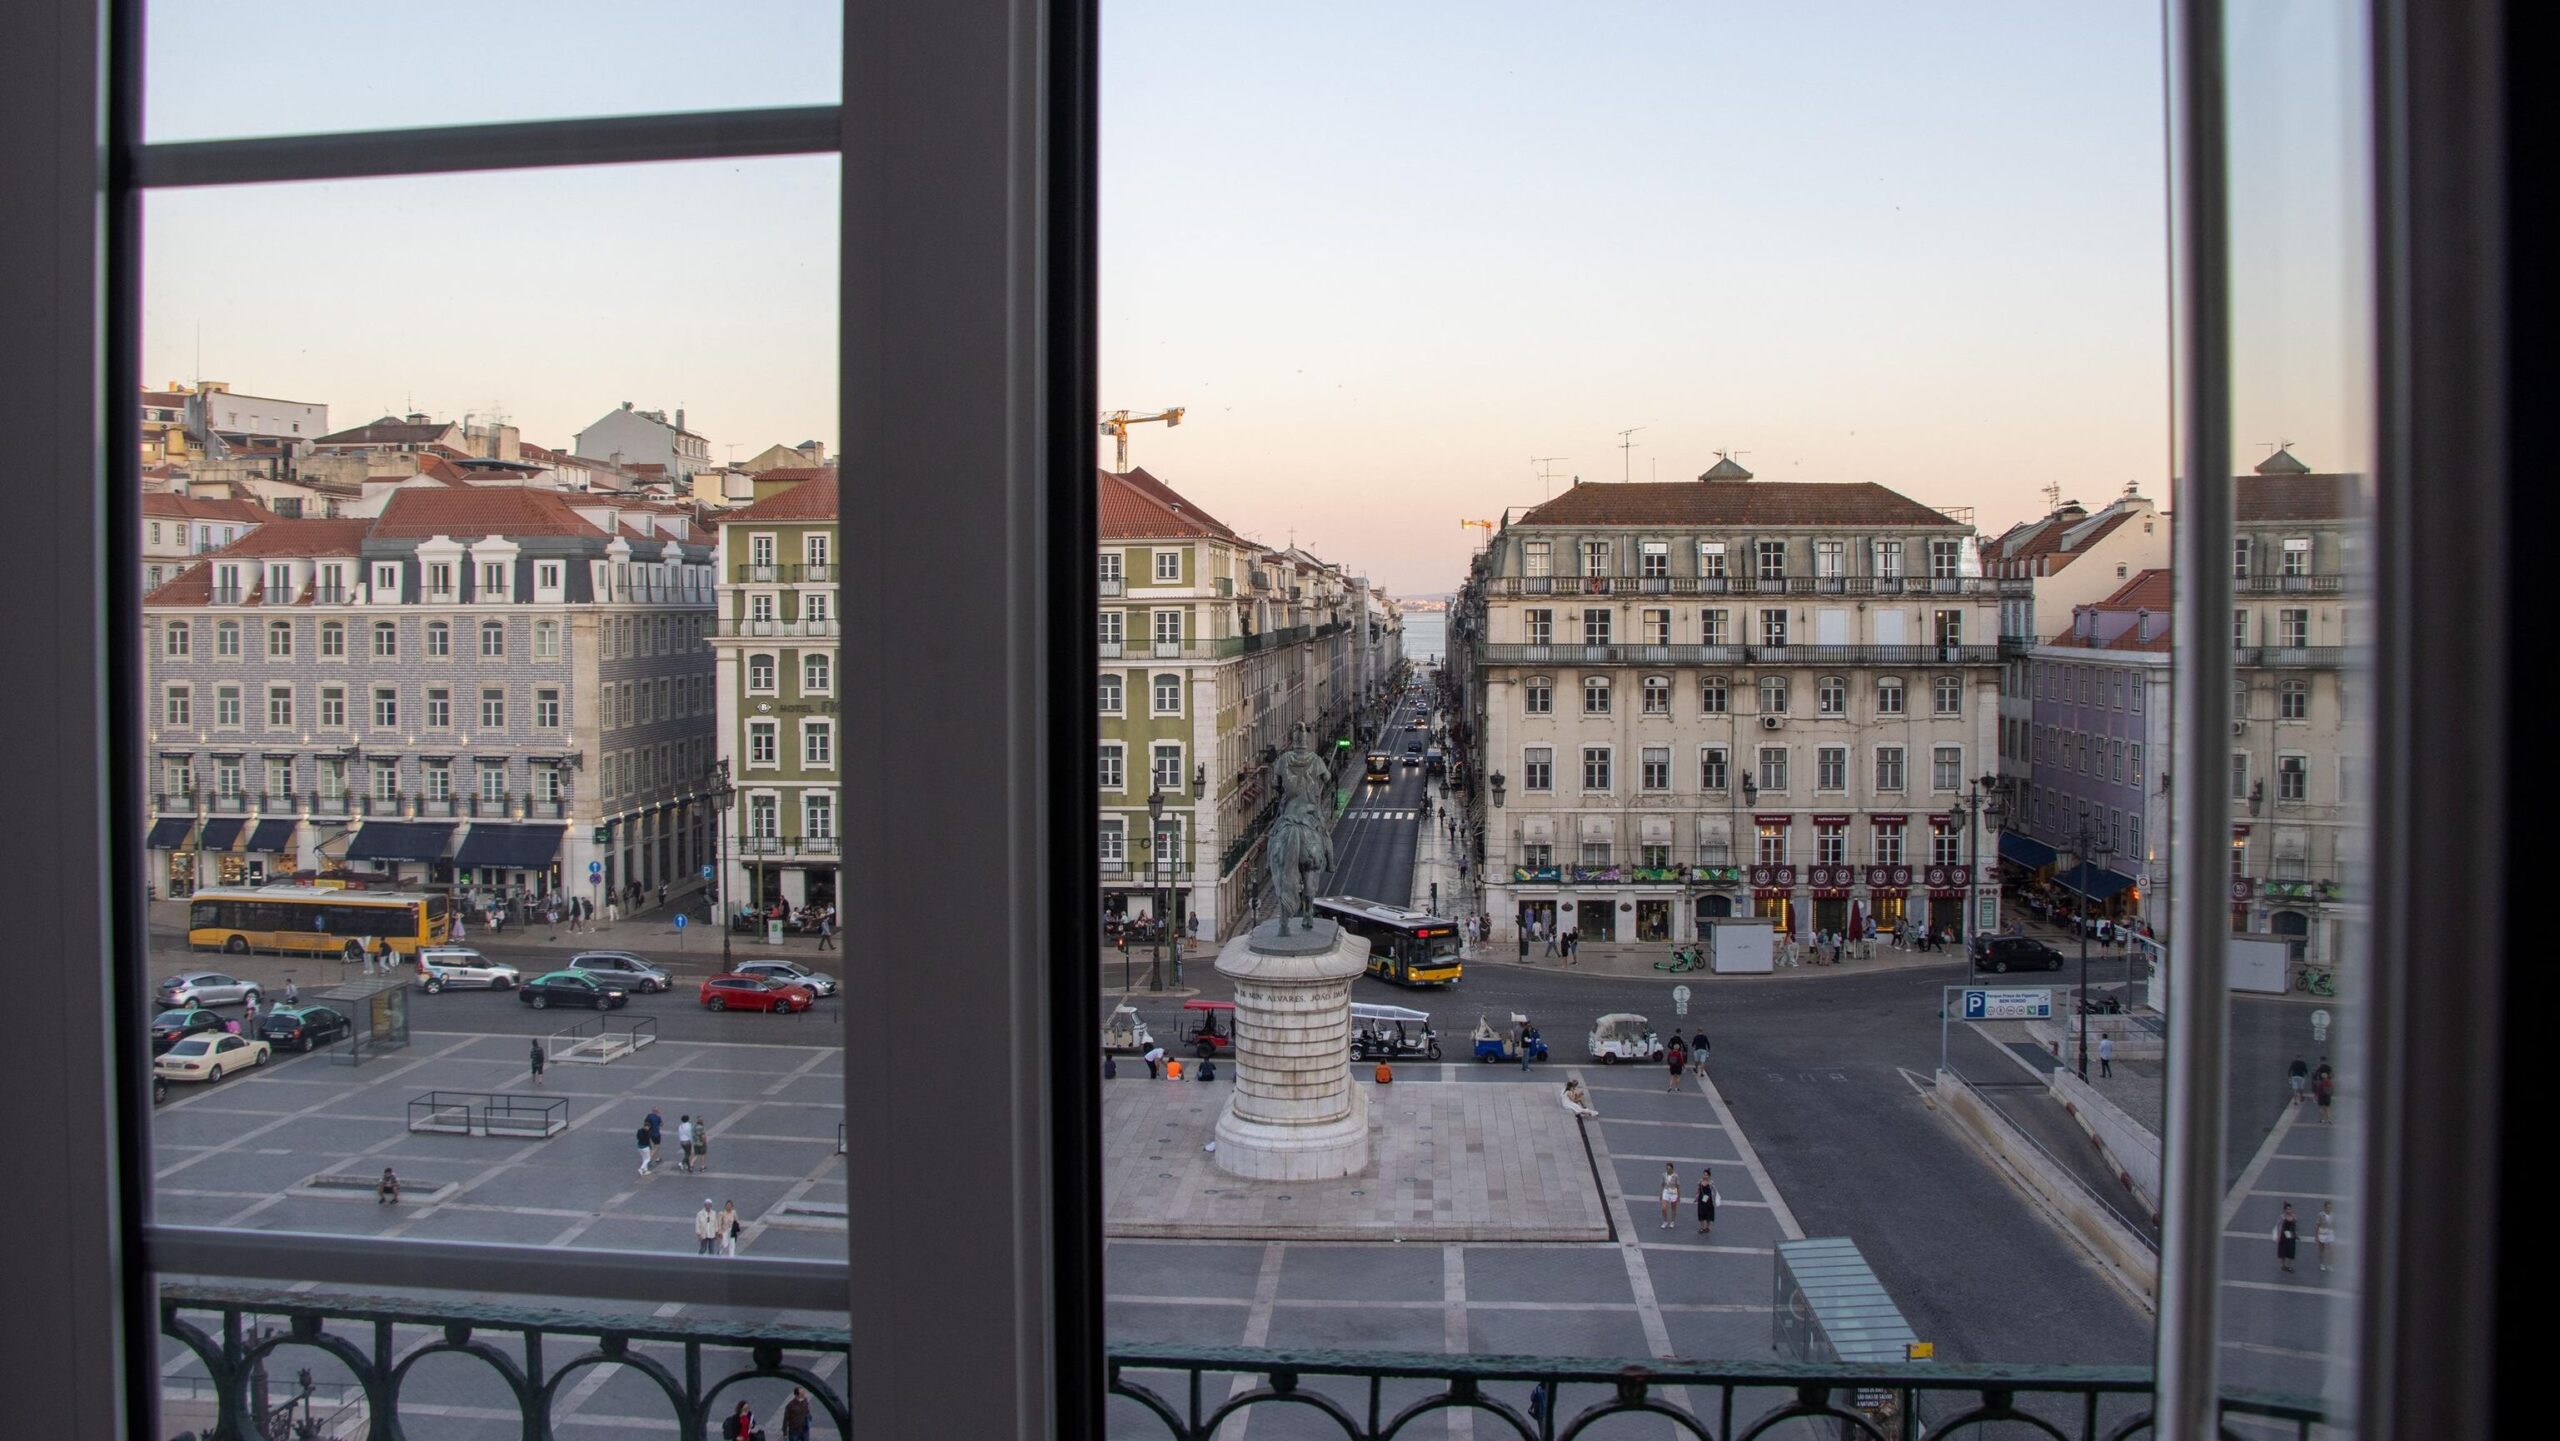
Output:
top-left (2023, 792), bottom-right (2148, 867)
top-left (1097, 673), bottom-right (1185, 715)
top-left (739, 532), bottom-right (834, 568)
top-left (1507, 825), bottom-right (1974, 870)
top-left (1501, 742), bottom-right (1978, 798)
top-left (159, 671), bottom-right (717, 733)
top-left (732, 590), bottom-right (835, 625)
top-left (203, 556), bottom-right (710, 605)
top-left (161, 738), bottom-right (715, 805)
top-left (1096, 815), bottom-right (1183, 866)
top-left (2232, 536), bottom-right (2320, 577)
top-left (1516, 537), bottom-right (1968, 581)
top-left (1508, 606), bottom-right (1971, 648)
top-left (158, 612), bottom-right (715, 662)
top-left (1095, 551), bottom-right (1188, 584)
top-left (1517, 672), bottom-right (1971, 719)
top-left (1098, 610), bottom-right (1194, 646)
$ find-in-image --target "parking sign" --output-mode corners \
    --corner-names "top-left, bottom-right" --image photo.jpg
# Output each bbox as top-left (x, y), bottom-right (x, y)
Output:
top-left (1962, 988), bottom-right (2052, 1021)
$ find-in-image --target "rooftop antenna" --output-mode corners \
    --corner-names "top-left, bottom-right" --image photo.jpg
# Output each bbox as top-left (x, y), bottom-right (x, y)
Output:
top-left (2042, 480), bottom-right (2063, 512)
top-left (1616, 426), bottom-right (1645, 482)
top-left (1530, 455), bottom-right (1568, 499)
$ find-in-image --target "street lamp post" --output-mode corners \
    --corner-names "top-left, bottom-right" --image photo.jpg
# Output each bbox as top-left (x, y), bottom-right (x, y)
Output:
top-left (707, 759), bottom-right (735, 969)
top-left (1146, 787), bottom-right (1166, 991)
top-left (2062, 827), bottom-right (2116, 1081)
top-left (1955, 774), bottom-right (2004, 955)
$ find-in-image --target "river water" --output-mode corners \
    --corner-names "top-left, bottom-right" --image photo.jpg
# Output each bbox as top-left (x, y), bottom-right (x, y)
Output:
top-left (1401, 611), bottom-right (1445, 663)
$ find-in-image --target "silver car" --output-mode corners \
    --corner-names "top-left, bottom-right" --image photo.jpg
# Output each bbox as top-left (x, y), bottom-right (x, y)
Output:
top-left (733, 960), bottom-right (837, 997)
top-left (415, 947), bottom-right (521, 993)
top-left (156, 971), bottom-right (261, 1009)
top-left (567, 951), bottom-right (673, 993)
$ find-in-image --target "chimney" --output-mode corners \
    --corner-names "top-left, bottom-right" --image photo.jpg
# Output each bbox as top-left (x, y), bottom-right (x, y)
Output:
top-left (674, 408), bottom-right (685, 434)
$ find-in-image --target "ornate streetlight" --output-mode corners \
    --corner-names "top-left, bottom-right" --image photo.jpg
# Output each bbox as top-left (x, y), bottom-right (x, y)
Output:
top-left (2059, 826), bottom-right (2118, 1081)
top-left (1146, 787), bottom-right (1167, 991)
top-left (1954, 773), bottom-right (2005, 953)
top-left (707, 758), bottom-right (735, 969)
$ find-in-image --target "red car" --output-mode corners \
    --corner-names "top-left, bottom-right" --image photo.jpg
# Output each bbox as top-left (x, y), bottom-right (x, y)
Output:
top-left (699, 973), bottom-right (816, 1014)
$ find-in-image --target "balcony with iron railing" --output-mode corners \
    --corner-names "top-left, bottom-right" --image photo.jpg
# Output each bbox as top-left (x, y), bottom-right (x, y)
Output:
top-left (155, 1286), bottom-right (2326, 1441)
top-left (2232, 646), bottom-right (2345, 668)
top-left (718, 615), bottom-right (841, 638)
top-left (733, 562), bottom-right (837, 584)
top-left (1478, 643), bottom-right (1998, 668)
top-left (2237, 572), bottom-right (2344, 594)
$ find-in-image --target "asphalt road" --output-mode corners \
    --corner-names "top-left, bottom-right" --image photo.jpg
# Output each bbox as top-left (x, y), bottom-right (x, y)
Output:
top-left (1321, 710), bottom-right (1436, 907)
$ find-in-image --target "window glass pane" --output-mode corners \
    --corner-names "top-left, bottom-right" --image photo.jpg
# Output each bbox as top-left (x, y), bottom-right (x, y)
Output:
top-left (143, 1), bottom-right (841, 143)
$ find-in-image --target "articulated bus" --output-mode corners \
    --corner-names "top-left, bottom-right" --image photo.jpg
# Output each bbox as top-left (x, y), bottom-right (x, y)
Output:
top-left (1314, 895), bottom-right (1463, 986)
top-left (187, 885), bottom-right (451, 959)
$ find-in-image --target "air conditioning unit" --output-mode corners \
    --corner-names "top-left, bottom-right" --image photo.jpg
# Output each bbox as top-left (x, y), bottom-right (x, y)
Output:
top-left (1760, 714), bottom-right (1785, 730)
top-left (2231, 718), bottom-right (2248, 734)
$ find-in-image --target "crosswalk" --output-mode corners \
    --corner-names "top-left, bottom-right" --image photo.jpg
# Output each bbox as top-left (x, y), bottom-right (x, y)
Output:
top-left (1345, 808), bottom-right (1419, 820)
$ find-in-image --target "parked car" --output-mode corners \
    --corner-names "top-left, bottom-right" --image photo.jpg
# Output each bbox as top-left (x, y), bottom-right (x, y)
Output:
top-left (732, 959), bottom-right (837, 997)
top-left (156, 972), bottom-right (260, 1009)
top-left (151, 1007), bottom-right (227, 1054)
top-left (257, 1005), bottom-right (352, 1053)
top-left (699, 974), bottom-right (815, 1014)
top-left (1970, 935), bottom-right (2067, 974)
top-left (566, 951), bottom-right (672, 993)
top-left (415, 947), bottom-right (521, 993)
top-left (153, 1032), bottom-right (270, 1084)
top-left (520, 970), bottom-right (629, 1010)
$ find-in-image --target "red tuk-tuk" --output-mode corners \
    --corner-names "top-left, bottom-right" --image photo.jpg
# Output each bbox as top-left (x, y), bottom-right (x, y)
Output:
top-left (1182, 998), bottom-right (1236, 1058)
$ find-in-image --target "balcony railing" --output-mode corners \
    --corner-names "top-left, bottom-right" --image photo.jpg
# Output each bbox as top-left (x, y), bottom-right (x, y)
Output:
top-left (733, 561), bottom-right (837, 584)
top-left (1100, 576), bottom-right (1125, 596)
top-left (2233, 646), bottom-right (2345, 668)
top-left (2239, 572), bottom-right (2344, 593)
top-left (1478, 643), bottom-right (1998, 667)
top-left (1491, 575), bottom-right (2002, 598)
top-left (152, 1288), bottom-right (2327, 1441)
top-left (718, 616), bottom-right (841, 638)
top-left (208, 586), bottom-right (246, 605)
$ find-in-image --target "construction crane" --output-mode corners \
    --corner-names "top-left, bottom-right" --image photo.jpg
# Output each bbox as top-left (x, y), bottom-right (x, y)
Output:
top-left (1098, 407), bottom-right (1185, 473)
top-left (1460, 519), bottom-right (1496, 541)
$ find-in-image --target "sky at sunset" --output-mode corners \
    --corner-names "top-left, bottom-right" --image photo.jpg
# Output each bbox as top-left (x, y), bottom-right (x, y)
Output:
top-left (138, 2), bottom-right (2367, 597)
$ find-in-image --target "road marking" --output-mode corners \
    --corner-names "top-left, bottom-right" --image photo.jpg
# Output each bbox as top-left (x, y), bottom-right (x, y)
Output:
top-left (1695, 1069), bottom-right (1803, 1242)
top-left (1214, 1244), bottom-right (1287, 1441)
top-left (1583, 1117), bottom-right (1724, 1131)
top-left (2222, 1101), bottom-right (2301, 1231)
top-left (2225, 1278), bottom-right (2353, 1298)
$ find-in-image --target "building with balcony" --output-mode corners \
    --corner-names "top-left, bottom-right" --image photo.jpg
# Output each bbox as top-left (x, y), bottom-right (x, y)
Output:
top-left (2014, 569), bottom-right (2174, 934)
top-left (2227, 449), bottom-right (2365, 963)
top-left (1459, 460), bottom-right (2003, 945)
top-left (140, 491), bottom-right (265, 593)
top-left (1097, 467), bottom-right (1369, 940)
top-left (711, 471), bottom-right (841, 914)
top-left (140, 487), bottom-right (719, 902)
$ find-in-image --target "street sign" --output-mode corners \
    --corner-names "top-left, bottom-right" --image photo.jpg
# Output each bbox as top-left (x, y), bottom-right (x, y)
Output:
top-left (592, 826), bottom-right (608, 845)
top-left (587, 875), bottom-right (600, 887)
top-left (589, 861), bottom-right (604, 877)
top-left (2310, 1007), bottom-right (2331, 1043)
top-left (1671, 984), bottom-right (1692, 1016)
top-left (1961, 988), bottom-right (2053, 1021)
top-left (673, 913), bottom-right (687, 930)
top-left (1906, 1341), bottom-right (1934, 1360)
top-left (700, 864), bottom-right (714, 880)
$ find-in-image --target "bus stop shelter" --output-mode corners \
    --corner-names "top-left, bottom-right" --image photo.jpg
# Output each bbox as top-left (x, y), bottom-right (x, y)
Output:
top-left (1774, 1237), bottom-right (1922, 1431)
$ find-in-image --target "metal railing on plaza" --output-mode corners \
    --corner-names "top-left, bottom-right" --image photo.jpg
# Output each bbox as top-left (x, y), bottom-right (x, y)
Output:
top-left (150, 1288), bottom-right (2329, 1441)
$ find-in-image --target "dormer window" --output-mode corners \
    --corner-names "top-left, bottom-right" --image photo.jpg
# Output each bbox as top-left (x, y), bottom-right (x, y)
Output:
top-left (1697, 541), bottom-right (1727, 578)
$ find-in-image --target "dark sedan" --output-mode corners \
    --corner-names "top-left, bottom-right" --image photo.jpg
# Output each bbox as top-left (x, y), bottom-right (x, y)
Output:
top-left (151, 1007), bottom-right (225, 1055)
top-left (519, 970), bottom-right (629, 1010)
top-left (257, 1005), bottom-right (353, 1053)
top-left (1971, 936), bottom-right (2068, 973)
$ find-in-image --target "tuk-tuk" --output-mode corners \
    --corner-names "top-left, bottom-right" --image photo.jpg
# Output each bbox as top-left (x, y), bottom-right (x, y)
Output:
top-left (1471, 1012), bottom-right (1548, 1064)
top-left (1182, 998), bottom-right (1236, 1058)
top-left (1101, 1004), bottom-right (1154, 1055)
top-left (1588, 1012), bottom-right (1664, 1064)
top-left (1349, 1002), bottom-right (1440, 1061)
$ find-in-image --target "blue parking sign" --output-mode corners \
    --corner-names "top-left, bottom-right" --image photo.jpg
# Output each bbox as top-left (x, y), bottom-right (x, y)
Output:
top-left (1962, 990), bottom-right (1988, 1020)
top-left (701, 864), bottom-right (714, 880)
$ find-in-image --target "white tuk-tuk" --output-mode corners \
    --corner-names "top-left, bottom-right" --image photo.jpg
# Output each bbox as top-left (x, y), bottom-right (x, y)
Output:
top-left (1588, 1012), bottom-right (1664, 1064)
top-left (1349, 1002), bottom-right (1440, 1061)
top-left (1101, 1004), bottom-right (1154, 1056)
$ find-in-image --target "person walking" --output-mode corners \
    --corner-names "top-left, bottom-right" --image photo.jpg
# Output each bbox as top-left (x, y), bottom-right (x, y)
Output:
top-left (2314, 1067), bottom-right (2336, 1125)
top-left (1695, 1167), bottom-right (1717, 1235)
top-left (692, 1116), bottom-right (711, 1170)
top-left (695, 1199), bottom-right (722, 1256)
top-left (722, 1401), bottom-right (755, 1441)
top-left (1690, 1028), bottom-right (1709, 1063)
top-left (781, 1386), bottom-right (814, 1441)
top-left (2275, 1202), bottom-right (2300, 1272)
top-left (2288, 1055), bottom-right (2310, 1107)
top-left (646, 1107), bottom-right (665, 1170)
top-left (529, 1039), bottom-right (546, 1087)
top-left (2316, 1202), bottom-right (2337, 1271)
top-left (676, 1116), bottom-right (696, 1173)
top-left (635, 1121), bottom-right (655, 1176)
top-left (719, 1199), bottom-right (741, 1257)
top-left (1658, 1163), bottom-right (1680, 1229)
top-left (2097, 1033), bottom-right (2114, 1078)
top-left (817, 912), bottom-right (835, 951)
top-left (1540, 923), bottom-right (1557, 959)
top-left (283, 979), bottom-right (299, 1007)
top-left (356, 934), bottom-right (376, 970)
top-left (1665, 1039), bottom-right (1688, 1092)
top-left (1518, 929), bottom-right (1530, 962)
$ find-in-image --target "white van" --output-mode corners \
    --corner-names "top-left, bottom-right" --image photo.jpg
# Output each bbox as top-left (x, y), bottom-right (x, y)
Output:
top-left (416, 947), bottom-right (522, 993)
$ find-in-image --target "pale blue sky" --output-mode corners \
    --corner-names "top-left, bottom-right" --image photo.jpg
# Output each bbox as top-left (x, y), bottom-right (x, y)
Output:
top-left (140, 3), bottom-right (2366, 595)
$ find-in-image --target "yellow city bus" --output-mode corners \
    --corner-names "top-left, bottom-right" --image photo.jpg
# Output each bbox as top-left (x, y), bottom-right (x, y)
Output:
top-left (187, 885), bottom-right (451, 959)
top-left (1364, 751), bottom-right (1393, 784)
top-left (1315, 896), bottom-right (1464, 986)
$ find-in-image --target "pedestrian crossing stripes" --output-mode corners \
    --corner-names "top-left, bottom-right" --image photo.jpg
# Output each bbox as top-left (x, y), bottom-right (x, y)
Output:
top-left (1347, 808), bottom-right (1419, 820)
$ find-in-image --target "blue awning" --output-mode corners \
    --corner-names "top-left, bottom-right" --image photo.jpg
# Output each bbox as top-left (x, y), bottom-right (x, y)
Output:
top-left (346, 821), bottom-right (455, 862)
top-left (145, 816), bottom-right (196, 849)
top-left (244, 818), bottom-right (298, 852)
top-left (2069, 866), bottom-right (2141, 903)
top-left (198, 817), bottom-right (246, 851)
top-left (1999, 832), bottom-right (2058, 871)
top-left (455, 824), bottom-right (566, 869)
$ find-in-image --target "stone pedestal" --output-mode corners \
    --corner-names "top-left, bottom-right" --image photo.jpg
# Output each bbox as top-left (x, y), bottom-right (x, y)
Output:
top-left (1212, 919), bottom-right (1372, 1182)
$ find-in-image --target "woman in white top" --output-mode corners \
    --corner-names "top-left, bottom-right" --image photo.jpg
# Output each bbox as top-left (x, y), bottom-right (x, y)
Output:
top-left (2316, 1203), bottom-right (2338, 1272)
top-left (1658, 1163), bottom-right (1680, 1229)
top-left (1560, 1079), bottom-right (1598, 1118)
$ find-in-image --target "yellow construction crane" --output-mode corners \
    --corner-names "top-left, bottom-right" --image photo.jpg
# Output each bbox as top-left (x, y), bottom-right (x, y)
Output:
top-left (1460, 519), bottom-right (1496, 542)
top-left (1098, 407), bottom-right (1185, 472)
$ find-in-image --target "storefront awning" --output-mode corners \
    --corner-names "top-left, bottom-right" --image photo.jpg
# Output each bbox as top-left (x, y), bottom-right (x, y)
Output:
top-left (145, 816), bottom-right (196, 850)
top-left (244, 818), bottom-right (298, 853)
top-left (2059, 864), bottom-right (2140, 903)
top-left (346, 820), bottom-right (456, 862)
top-left (455, 823), bottom-right (567, 869)
top-left (2000, 832), bottom-right (2059, 871)
top-left (198, 817), bottom-right (246, 851)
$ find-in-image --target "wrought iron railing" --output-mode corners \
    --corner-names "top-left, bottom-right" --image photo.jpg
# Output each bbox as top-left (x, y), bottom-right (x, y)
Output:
top-left (152, 1289), bottom-right (2332, 1441)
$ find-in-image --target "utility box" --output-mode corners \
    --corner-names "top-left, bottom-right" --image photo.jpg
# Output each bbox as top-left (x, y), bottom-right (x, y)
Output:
top-left (2228, 934), bottom-right (2292, 994)
top-left (1704, 917), bottom-right (1775, 974)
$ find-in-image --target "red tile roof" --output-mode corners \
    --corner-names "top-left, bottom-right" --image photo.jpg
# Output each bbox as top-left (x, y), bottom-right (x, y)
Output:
top-left (1514, 479), bottom-right (1966, 529)
top-left (2236, 472), bottom-right (2361, 523)
top-left (2097, 568), bottom-right (2174, 610)
top-left (721, 471), bottom-right (839, 523)
top-left (314, 415), bottom-right (457, 447)
top-left (141, 494), bottom-right (268, 524)
top-left (1099, 467), bottom-right (1242, 541)
top-left (371, 487), bottom-right (610, 539)
top-left (1986, 504), bottom-right (2141, 577)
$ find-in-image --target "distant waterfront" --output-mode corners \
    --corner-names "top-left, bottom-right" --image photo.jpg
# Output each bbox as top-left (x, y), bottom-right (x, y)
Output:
top-left (1403, 612), bottom-right (1445, 663)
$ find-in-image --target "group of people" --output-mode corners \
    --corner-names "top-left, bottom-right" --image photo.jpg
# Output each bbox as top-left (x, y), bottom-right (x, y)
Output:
top-left (1122, 1045), bottom-right (1216, 1084)
top-left (1521, 920), bottom-right (1582, 964)
top-left (1657, 1162), bottom-right (1718, 1233)
top-left (2287, 1055), bottom-right (2338, 1124)
top-left (635, 1105), bottom-right (719, 1176)
top-left (1661, 1031), bottom-right (1708, 1089)
top-left (694, 1196), bottom-right (744, 1257)
top-left (2273, 1200), bottom-right (2339, 1273)
top-left (720, 1388), bottom-right (816, 1441)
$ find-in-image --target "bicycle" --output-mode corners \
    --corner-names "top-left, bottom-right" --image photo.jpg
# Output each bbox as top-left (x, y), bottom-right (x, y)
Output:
top-left (1653, 947), bottom-right (1704, 973)
top-left (2294, 964), bottom-right (2336, 997)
